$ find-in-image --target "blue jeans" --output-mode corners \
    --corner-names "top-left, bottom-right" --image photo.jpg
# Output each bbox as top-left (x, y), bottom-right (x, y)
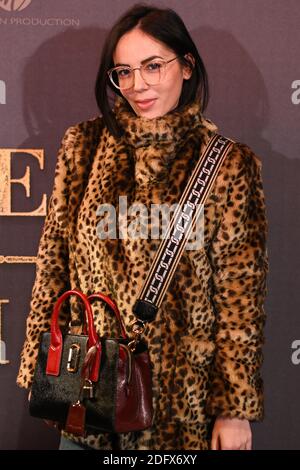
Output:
top-left (59, 435), bottom-right (87, 450)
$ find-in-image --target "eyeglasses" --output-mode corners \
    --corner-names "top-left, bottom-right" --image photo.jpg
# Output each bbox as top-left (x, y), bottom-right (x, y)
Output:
top-left (107, 56), bottom-right (180, 90)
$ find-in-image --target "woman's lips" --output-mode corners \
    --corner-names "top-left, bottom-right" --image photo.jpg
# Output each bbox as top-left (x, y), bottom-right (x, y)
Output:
top-left (135, 98), bottom-right (157, 110)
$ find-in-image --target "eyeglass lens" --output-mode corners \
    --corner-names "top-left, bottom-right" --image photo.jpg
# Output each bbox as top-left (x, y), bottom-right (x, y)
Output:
top-left (110, 59), bottom-right (166, 90)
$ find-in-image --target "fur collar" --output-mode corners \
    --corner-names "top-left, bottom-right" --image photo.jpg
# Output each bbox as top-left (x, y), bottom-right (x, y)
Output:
top-left (112, 95), bottom-right (218, 187)
top-left (113, 95), bottom-right (204, 149)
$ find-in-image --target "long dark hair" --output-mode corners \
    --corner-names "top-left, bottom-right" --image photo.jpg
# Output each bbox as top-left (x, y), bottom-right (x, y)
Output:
top-left (95, 3), bottom-right (209, 137)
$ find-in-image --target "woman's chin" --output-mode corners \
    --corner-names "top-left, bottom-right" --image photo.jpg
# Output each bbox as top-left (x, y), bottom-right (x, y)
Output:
top-left (131, 106), bottom-right (159, 119)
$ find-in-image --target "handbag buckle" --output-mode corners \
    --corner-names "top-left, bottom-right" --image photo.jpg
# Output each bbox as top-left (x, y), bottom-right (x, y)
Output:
top-left (67, 343), bottom-right (81, 373)
top-left (128, 320), bottom-right (145, 352)
top-left (82, 379), bottom-right (94, 399)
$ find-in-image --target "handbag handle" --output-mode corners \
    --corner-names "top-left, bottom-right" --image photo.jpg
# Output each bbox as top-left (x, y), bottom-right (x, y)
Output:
top-left (46, 289), bottom-right (100, 379)
top-left (88, 293), bottom-right (127, 340)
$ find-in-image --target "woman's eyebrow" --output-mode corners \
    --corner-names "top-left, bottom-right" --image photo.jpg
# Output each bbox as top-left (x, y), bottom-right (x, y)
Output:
top-left (114, 55), bottom-right (164, 67)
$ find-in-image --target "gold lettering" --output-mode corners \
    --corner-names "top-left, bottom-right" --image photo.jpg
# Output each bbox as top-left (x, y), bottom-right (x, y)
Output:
top-left (0, 256), bottom-right (37, 264)
top-left (0, 300), bottom-right (10, 365)
top-left (0, 149), bottom-right (47, 216)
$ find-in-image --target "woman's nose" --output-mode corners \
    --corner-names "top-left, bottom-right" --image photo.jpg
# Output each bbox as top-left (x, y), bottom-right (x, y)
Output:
top-left (133, 68), bottom-right (148, 91)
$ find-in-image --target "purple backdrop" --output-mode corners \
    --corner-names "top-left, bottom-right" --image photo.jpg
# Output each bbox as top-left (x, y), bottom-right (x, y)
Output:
top-left (0, 0), bottom-right (299, 450)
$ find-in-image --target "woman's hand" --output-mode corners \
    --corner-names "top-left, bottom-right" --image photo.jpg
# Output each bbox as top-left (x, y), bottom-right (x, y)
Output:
top-left (211, 416), bottom-right (252, 450)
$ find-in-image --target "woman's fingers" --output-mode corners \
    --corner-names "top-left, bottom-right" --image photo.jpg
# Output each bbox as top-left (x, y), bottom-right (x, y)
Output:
top-left (211, 432), bottom-right (220, 450)
top-left (246, 437), bottom-right (252, 450)
top-left (211, 417), bottom-right (252, 450)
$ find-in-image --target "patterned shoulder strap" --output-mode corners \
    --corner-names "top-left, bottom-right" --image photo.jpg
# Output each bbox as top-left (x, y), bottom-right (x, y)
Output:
top-left (133, 133), bottom-right (234, 323)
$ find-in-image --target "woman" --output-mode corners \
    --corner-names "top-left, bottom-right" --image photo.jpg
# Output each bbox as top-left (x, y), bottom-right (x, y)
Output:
top-left (17, 4), bottom-right (268, 450)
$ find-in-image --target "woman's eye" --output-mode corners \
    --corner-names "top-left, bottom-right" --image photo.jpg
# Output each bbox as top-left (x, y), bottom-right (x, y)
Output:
top-left (145, 62), bottom-right (162, 71)
top-left (118, 68), bottom-right (131, 77)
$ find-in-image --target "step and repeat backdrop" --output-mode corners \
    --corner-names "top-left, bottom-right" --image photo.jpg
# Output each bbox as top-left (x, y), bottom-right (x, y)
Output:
top-left (0, 0), bottom-right (299, 450)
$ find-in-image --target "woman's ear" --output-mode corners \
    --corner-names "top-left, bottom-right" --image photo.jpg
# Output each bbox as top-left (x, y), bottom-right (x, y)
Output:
top-left (183, 53), bottom-right (195, 80)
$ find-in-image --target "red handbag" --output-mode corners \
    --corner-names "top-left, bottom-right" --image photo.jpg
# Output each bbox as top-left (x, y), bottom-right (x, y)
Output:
top-left (29, 289), bottom-right (153, 436)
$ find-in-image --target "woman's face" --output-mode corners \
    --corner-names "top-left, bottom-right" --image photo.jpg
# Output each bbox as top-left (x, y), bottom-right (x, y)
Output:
top-left (113, 28), bottom-right (193, 118)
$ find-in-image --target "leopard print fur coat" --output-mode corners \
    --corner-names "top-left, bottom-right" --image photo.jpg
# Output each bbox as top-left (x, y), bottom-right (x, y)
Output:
top-left (17, 96), bottom-right (268, 450)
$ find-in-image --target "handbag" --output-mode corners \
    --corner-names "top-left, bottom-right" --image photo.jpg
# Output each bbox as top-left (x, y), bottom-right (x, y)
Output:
top-left (29, 133), bottom-right (234, 436)
top-left (29, 289), bottom-right (153, 436)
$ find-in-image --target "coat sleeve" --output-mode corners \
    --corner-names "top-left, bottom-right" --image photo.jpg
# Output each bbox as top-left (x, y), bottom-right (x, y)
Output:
top-left (205, 142), bottom-right (269, 421)
top-left (16, 126), bottom-right (77, 389)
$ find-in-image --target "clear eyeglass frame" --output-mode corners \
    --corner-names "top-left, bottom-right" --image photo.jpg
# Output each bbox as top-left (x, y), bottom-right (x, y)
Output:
top-left (107, 56), bottom-right (180, 90)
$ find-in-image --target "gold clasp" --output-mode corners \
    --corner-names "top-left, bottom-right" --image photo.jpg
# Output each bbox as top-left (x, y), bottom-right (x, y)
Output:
top-left (82, 379), bottom-right (94, 399)
top-left (67, 343), bottom-right (81, 373)
top-left (128, 320), bottom-right (145, 352)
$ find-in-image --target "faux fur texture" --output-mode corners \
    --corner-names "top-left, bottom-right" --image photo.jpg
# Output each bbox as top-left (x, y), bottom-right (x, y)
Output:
top-left (17, 96), bottom-right (268, 449)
